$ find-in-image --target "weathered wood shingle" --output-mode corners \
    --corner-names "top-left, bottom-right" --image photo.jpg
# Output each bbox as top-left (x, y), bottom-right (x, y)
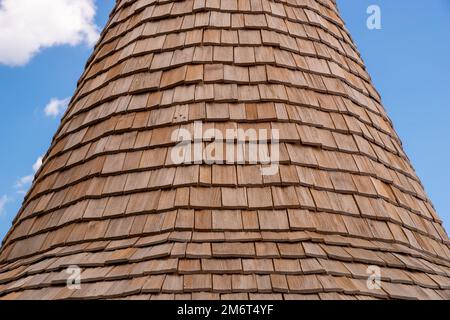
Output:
top-left (0, 0), bottom-right (449, 300)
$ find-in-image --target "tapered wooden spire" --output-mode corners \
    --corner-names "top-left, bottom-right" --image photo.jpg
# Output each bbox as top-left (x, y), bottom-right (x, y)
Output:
top-left (0, 0), bottom-right (449, 300)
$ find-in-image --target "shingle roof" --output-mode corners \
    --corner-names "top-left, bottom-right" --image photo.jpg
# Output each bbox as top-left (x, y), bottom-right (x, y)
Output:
top-left (0, 0), bottom-right (449, 300)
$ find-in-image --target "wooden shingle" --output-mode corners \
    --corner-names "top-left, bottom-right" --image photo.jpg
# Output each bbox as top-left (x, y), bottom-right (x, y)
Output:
top-left (1, 0), bottom-right (448, 301)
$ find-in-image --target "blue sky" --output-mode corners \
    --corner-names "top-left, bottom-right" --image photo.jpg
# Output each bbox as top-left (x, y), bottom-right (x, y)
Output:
top-left (0, 0), bottom-right (448, 242)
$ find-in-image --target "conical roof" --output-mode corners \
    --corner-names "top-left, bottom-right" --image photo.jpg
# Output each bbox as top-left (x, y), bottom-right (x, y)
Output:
top-left (0, 0), bottom-right (449, 300)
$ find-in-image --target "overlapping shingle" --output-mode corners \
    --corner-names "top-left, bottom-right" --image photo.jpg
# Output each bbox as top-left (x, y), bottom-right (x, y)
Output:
top-left (0, 0), bottom-right (449, 300)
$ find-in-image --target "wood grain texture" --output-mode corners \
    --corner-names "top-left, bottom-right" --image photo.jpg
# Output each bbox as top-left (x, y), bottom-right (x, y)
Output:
top-left (0, 0), bottom-right (449, 300)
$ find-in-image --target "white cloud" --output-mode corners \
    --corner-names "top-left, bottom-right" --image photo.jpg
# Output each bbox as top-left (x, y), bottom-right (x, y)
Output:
top-left (15, 175), bottom-right (33, 189)
top-left (0, 0), bottom-right (99, 66)
top-left (15, 155), bottom-right (44, 193)
top-left (44, 97), bottom-right (70, 117)
top-left (0, 195), bottom-right (8, 216)
top-left (33, 156), bottom-right (43, 173)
